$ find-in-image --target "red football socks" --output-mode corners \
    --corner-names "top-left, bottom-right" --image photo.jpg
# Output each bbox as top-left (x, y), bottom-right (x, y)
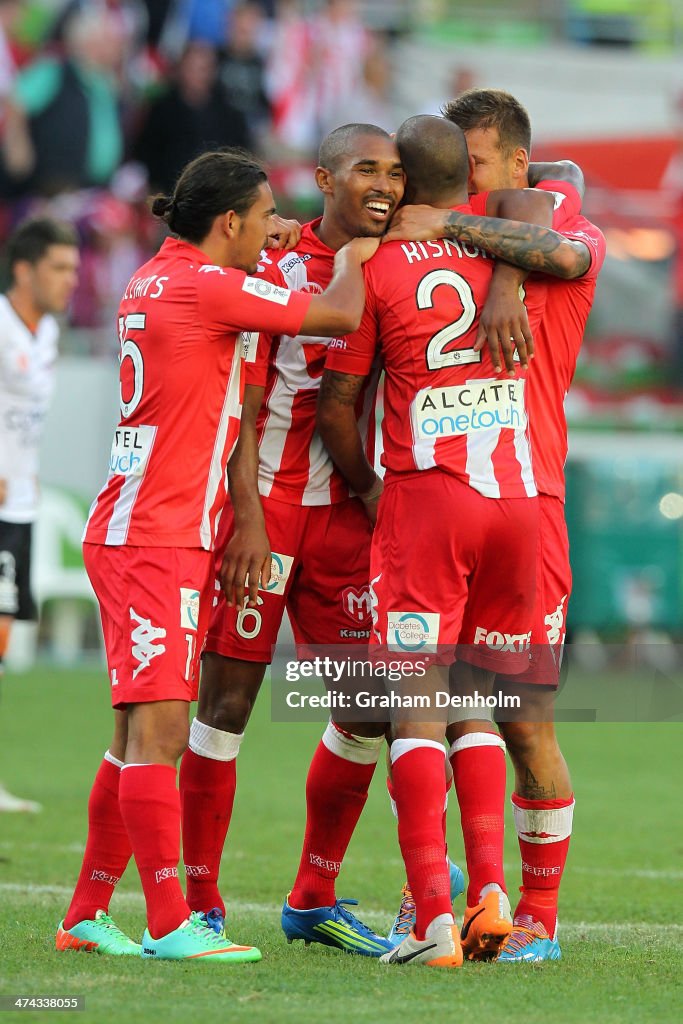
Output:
top-left (392, 742), bottom-right (451, 940)
top-left (450, 733), bottom-right (507, 905)
top-left (289, 731), bottom-right (378, 910)
top-left (512, 792), bottom-right (575, 937)
top-left (63, 756), bottom-right (132, 929)
top-left (118, 763), bottom-right (190, 940)
top-left (179, 748), bottom-right (236, 916)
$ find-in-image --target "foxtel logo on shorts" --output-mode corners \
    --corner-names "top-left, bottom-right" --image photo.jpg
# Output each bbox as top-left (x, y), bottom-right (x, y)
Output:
top-left (387, 611), bottom-right (440, 652)
top-left (180, 588), bottom-right (200, 630)
top-left (261, 552), bottom-right (294, 595)
top-left (473, 626), bottom-right (531, 652)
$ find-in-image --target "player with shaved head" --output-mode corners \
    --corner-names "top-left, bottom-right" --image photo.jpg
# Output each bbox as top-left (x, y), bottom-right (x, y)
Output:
top-left (385, 89), bottom-right (606, 963)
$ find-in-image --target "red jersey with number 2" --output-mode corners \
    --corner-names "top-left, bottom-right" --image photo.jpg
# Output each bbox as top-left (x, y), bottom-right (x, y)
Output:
top-left (326, 203), bottom-right (546, 499)
top-left (84, 237), bottom-right (311, 551)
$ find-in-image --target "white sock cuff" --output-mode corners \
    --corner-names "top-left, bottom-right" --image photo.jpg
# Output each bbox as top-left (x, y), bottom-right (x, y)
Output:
top-left (448, 732), bottom-right (506, 757)
top-left (189, 718), bottom-right (244, 762)
top-left (511, 796), bottom-right (575, 844)
top-left (321, 721), bottom-right (384, 765)
top-left (103, 750), bottom-right (124, 769)
top-left (390, 738), bottom-right (446, 764)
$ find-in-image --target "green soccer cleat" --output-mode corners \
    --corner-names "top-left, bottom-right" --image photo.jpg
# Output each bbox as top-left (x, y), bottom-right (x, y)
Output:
top-left (140, 911), bottom-right (262, 962)
top-left (56, 910), bottom-right (141, 955)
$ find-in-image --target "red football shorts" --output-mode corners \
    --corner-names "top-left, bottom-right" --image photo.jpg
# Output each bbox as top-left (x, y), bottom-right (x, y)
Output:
top-left (370, 470), bottom-right (538, 674)
top-left (83, 542), bottom-right (214, 709)
top-left (512, 494), bottom-right (572, 688)
top-left (206, 495), bottom-right (372, 663)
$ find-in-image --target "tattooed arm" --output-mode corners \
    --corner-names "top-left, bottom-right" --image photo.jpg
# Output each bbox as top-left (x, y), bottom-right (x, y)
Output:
top-left (384, 199), bottom-right (591, 280)
top-left (317, 369), bottom-right (383, 524)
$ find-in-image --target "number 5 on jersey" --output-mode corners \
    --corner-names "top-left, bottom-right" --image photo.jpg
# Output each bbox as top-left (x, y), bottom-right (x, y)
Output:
top-left (118, 313), bottom-right (146, 418)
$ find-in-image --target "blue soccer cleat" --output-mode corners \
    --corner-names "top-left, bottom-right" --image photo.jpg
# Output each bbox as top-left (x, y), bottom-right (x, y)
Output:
top-left (282, 895), bottom-right (393, 957)
top-left (496, 916), bottom-right (561, 963)
top-left (387, 859), bottom-right (465, 947)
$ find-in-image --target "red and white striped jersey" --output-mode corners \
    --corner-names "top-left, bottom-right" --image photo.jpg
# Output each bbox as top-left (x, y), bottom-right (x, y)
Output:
top-left (325, 203), bottom-right (547, 499)
top-left (84, 237), bottom-right (311, 550)
top-left (248, 220), bottom-right (379, 506)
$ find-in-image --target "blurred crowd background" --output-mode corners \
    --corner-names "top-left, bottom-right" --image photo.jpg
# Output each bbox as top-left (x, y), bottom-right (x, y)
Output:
top-left (1, 0), bottom-right (682, 656)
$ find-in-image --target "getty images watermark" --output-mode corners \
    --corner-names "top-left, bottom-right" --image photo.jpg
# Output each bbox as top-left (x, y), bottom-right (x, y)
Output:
top-left (270, 644), bottom-right (683, 723)
top-left (282, 655), bottom-right (520, 714)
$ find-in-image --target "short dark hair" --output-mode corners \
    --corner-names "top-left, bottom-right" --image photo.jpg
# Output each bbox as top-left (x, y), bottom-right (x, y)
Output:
top-left (7, 217), bottom-right (78, 272)
top-left (152, 149), bottom-right (268, 243)
top-left (318, 123), bottom-right (393, 172)
top-left (442, 89), bottom-right (532, 156)
top-left (395, 115), bottom-right (469, 202)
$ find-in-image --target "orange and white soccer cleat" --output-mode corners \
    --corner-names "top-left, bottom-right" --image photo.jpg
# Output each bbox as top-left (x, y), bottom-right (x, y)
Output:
top-left (460, 887), bottom-right (513, 961)
top-left (379, 922), bottom-right (463, 968)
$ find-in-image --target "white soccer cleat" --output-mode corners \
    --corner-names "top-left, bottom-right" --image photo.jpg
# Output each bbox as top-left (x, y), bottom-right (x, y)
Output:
top-left (379, 922), bottom-right (463, 968)
top-left (0, 782), bottom-right (42, 813)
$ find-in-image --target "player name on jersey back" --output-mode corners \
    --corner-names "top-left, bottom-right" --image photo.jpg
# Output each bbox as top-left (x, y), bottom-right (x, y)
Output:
top-left (325, 202), bottom-right (548, 500)
top-left (84, 237), bottom-right (310, 550)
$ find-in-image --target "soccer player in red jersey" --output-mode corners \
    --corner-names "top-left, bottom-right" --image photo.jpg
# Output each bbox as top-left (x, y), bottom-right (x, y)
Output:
top-left (56, 148), bottom-right (379, 962)
top-left (318, 113), bottom-right (556, 968)
top-left (385, 89), bottom-right (607, 962)
top-left (177, 124), bottom-right (406, 958)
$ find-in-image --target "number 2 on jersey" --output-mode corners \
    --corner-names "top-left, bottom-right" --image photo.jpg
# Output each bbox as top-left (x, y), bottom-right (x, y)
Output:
top-left (118, 313), bottom-right (146, 418)
top-left (417, 269), bottom-right (481, 371)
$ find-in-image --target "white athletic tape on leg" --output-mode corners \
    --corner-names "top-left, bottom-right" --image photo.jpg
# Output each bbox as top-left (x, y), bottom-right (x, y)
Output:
top-left (321, 720), bottom-right (384, 765)
top-left (447, 702), bottom-right (494, 725)
top-left (189, 717), bottom-right (243, 762)
top-left (390, 738), bottom-right (446, 764)
top-left (103, 750), bottom-right (124, 769)
top-left (448, 732), bottom-right (506, 757)
top-left (512, 797), bottom-right (575, 844)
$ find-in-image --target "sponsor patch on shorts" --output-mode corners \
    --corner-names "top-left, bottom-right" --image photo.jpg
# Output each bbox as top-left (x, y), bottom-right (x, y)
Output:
top-left (260, 552), bottom-right (294, 595)
top-left (180, 588), bottom-right (200, 630)
top-left (387, 611), bottom-right (440, 652)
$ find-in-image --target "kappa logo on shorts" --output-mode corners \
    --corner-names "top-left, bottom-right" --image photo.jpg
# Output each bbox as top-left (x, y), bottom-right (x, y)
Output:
top-left (180, 588), bottom-right (200, 631)
top-left (545, 595), bottom-right (568, 647)
top-left (261, 552), bottom-right (294, 596)
top-left (473, 626), bottom-right (531, 652)
top-left (342, 586), bottom-right (371, 624)
top-left (130, 607), bottom-right (167, 679)
top-left (387, 611), bottom-right (440, 652)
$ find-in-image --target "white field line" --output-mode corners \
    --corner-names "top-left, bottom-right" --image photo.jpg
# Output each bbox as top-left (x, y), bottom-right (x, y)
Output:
top-left (1, 883), bottom-right (682, 938)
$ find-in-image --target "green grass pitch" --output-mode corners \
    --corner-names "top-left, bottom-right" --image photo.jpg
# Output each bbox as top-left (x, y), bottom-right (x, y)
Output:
top-left (0, 667), bottom-right (681, 1023)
